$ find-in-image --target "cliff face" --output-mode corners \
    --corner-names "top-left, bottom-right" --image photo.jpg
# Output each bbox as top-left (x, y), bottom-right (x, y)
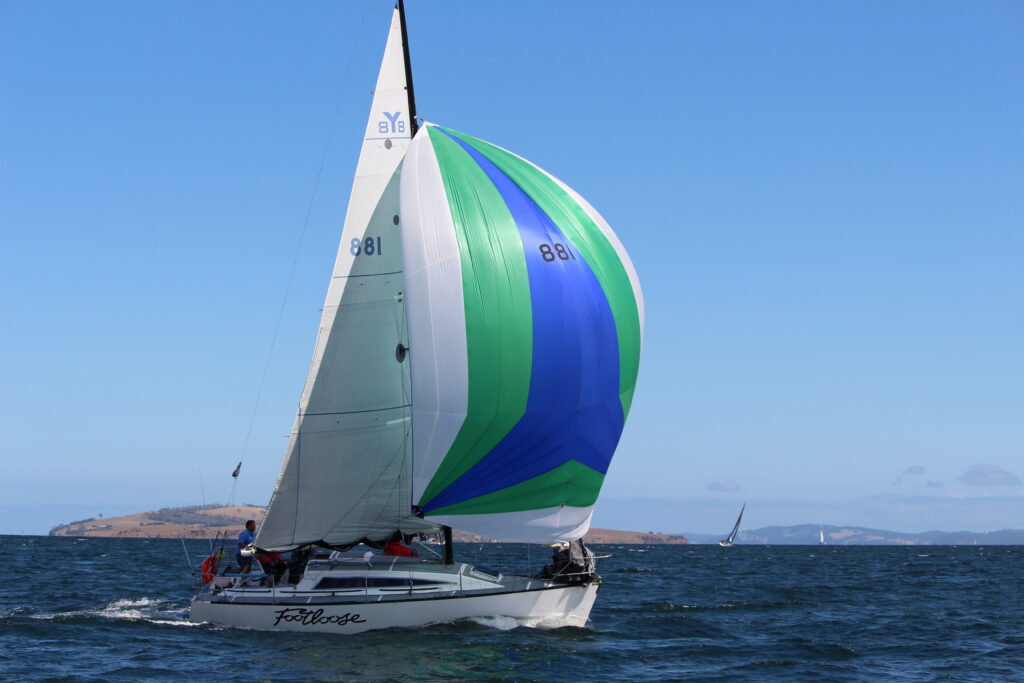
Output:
top-left (49, 505), bottom-right (689, 544)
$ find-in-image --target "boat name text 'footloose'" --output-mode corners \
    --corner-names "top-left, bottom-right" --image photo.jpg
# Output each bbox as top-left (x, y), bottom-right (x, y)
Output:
top-left (272, 608), bottom-right (367, 627)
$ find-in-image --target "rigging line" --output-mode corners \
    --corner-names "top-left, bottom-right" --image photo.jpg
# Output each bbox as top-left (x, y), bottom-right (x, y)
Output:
top-left (197, 469), bottom-right (214, 554)
top-left (198, 469), bottom-right (207, 507)
top-left (390, 288), bottom-right (413, 518)
top-left (320, 428), bottom-right (414, 538)
top-left (180, 537), bottom-right (194, 572)
top-left (234, 0), bottom-right (376, 474)
top-left (325, 437), bottom-right (408, 526)
top-left (390, 157), bottom-right (414, 520)
top-left (227, 476), bottom-right (239, 507)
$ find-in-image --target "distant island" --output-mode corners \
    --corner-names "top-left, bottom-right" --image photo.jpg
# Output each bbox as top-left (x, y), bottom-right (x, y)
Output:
top-left (683, 524), bottom-right (1024, 546)
top-left (50, 507), bottom-right (1023, 545)
top-left (48, 505), bottom-right (691, 545)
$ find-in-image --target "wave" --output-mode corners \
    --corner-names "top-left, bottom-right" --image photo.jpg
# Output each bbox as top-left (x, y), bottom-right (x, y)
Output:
top-left (30, 597), bottom-right (202, 627)
top-left (468, 613), bottom-right (589, 631)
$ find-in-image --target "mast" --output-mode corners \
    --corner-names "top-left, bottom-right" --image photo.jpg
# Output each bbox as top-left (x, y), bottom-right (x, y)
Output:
top-left (442, 526), bottom-right (454, 565)
top-left (397, 0), bottom-right (433, 551)
top-left (397, 0), bottom-right (418, 136)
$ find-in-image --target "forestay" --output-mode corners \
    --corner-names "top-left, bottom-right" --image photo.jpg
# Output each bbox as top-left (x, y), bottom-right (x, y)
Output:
top-left (256, 9), bottom-right (434, 551)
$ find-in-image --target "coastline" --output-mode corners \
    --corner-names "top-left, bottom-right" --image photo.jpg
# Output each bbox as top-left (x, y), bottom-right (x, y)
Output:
top-left (47, 504), bottom-right (691, 545)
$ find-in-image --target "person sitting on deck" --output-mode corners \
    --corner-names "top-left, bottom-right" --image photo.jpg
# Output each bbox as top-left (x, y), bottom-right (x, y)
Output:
top-left (236, 519), bottom-right (257, 573)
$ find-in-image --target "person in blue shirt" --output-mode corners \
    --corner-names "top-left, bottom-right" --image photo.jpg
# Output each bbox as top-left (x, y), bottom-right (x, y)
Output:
top-left (236, 520), bottom-right (257, 573)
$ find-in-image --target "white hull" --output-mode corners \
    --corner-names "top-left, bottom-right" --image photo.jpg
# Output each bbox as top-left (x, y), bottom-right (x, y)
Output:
top-left (190, 582), bottom-right (599, 634)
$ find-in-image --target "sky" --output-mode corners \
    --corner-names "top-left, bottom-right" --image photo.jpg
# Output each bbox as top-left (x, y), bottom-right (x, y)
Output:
top-left (2, 1), bottom-right (1022, 536)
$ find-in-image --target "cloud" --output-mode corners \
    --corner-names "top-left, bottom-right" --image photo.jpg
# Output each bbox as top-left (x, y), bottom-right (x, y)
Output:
top-left (957, 464), bottom-right (1021, 488)
top-left (926, 480), bottom-right (943, 488)
top-left (708, 479), bottom-right (741, 492)
top-left (894, 465), bottom-right (929, 485)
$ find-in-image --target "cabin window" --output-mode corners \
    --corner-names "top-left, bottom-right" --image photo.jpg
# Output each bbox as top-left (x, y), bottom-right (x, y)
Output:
top-left (314, 577), bottom-right (446, 590)
top-left (470, 565), bottom-right (501, 580)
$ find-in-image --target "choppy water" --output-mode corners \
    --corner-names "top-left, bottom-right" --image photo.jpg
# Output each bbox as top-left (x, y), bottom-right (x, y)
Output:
top-left (1, 537), bottom-right (1022, 681)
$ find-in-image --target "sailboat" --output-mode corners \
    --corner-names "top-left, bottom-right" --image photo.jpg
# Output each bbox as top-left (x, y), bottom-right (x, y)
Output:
top-left (718, 503), bottom-right (745, 547)
top-left (819, 528), bottom-right (826, 545)
top-left (189, 1), bottom-right (643, 634)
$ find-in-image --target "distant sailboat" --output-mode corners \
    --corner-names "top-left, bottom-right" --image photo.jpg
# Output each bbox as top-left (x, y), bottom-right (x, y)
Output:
top-left (718, 503), bottom-right (745, 547)
top-left (819, 528), bottom-right (826, 545)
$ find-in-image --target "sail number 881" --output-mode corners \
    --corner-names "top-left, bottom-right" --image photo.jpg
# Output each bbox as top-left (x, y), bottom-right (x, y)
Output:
top-left (538, 243), bottom-right (576, 262)
top-left (351, 236), bottom-right (382, 256)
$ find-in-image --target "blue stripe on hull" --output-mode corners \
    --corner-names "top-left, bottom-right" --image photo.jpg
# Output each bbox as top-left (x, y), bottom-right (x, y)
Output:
top-left (421, 129), bottom-right (623, 513)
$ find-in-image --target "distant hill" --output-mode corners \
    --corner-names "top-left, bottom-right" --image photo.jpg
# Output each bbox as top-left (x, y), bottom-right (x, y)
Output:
top-left (455, 527), bottom-right (688, 545)
top-left (683, 524), bottom-right (1024, 546)
top-left (49, 505), bottom-right (266, 540)
top-left (48, 505), bottom-right (690, 545)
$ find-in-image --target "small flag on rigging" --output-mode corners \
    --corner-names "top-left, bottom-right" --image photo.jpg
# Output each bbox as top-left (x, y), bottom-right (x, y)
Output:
top-left (231, 462), bottom-right (242, 478)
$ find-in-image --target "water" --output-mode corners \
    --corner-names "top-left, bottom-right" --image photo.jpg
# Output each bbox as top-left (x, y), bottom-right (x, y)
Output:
top-left (2, 537), bottom-right (1022, 681)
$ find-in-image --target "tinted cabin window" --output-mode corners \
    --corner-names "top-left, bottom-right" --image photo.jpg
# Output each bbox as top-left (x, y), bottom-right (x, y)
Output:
top-left (471, 565), bottom-right (501, 579)
top-left (314, 577), bottom-right (446, 589)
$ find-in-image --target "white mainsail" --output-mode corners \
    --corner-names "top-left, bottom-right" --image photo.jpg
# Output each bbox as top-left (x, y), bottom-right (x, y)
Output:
top-left (256, 8), bottom-right (433, 551)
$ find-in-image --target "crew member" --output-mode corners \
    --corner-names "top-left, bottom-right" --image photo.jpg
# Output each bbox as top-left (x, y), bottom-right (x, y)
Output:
top-left (236, 519), bottom-right (257, 573)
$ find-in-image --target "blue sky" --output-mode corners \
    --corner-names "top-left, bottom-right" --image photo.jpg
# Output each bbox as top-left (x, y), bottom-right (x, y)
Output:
top-left (2, 1), bottom-right (1021, 536)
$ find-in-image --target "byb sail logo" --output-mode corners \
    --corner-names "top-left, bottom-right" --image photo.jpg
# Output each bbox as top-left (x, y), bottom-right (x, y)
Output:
top-left (378, 111), bottom-right (405, 135)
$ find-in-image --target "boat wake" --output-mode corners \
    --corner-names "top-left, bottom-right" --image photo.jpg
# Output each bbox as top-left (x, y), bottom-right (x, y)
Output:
top-left (469, 613), bottom-right (589, 631)
top-left (31, 597), bottom-right (201, 627)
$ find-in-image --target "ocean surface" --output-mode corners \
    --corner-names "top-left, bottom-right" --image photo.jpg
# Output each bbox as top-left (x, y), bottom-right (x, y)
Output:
top-left (2, 537), bottom-right (1022, 681)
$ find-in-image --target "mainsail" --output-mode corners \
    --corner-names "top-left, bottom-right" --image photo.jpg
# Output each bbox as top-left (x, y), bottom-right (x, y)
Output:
top-left (256, 8), bottom-right (431, 551)
top-left (257, 7), bottom-right (643, 551)
top-left (726, 503), bottom-right (745, 545)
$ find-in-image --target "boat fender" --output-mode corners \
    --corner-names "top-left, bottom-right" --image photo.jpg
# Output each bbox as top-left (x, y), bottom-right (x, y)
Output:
top-left (201, 555), bottom-right (219, 583)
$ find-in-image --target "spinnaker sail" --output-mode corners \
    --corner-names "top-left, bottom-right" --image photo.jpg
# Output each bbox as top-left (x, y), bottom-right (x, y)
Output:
top-left (401, 125), bottom-right (643, 542)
